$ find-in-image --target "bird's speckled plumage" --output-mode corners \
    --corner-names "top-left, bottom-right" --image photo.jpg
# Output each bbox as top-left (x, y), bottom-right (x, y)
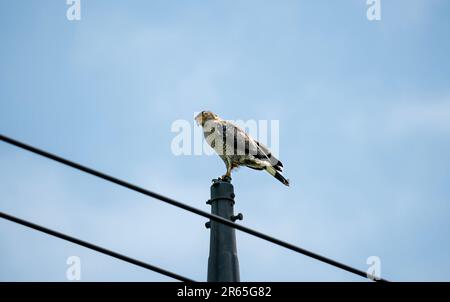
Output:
top-left (195, 111), bottom-right (289, 186)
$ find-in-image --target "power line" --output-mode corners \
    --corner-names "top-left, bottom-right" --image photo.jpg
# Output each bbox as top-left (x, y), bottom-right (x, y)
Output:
top-left (0, 211), bottom-right (195, 282)
top-left (0, 134), bottom-right (388, 282)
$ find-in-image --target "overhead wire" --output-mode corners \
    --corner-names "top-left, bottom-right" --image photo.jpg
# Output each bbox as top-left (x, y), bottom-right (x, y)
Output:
top-left (0, 134), bottom-right (388, 282)
top-left (0, 211), bottom-right (195, 282)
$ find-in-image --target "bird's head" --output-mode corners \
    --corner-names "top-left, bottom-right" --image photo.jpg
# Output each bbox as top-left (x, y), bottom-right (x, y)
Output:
top-left (195, 111), bottom-right (219, 126)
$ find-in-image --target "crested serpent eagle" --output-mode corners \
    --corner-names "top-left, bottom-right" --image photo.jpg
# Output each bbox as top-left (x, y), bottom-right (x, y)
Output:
top-left (195, 111), bottom-right (289, 186)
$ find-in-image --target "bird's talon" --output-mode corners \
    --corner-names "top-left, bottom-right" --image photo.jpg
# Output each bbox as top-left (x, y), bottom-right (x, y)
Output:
top-left (220, 175), bottom-right (232, 182)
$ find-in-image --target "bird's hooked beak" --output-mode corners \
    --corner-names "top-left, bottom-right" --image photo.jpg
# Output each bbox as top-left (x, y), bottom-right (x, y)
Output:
top-left (195, 112), bottom-right (203, 126)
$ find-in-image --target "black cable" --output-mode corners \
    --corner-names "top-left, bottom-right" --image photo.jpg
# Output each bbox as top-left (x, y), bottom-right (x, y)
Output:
top-left (0, 211), bottom-right (195, 282)
top-left (0, 134), bottom-right (388, 282)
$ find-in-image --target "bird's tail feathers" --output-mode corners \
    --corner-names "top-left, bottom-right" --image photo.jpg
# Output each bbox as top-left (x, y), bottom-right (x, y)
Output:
top-left (266, 166), bottom-right (290, 186)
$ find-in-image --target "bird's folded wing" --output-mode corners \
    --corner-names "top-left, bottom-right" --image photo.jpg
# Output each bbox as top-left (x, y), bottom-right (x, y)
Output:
top-left (221, 121), bottom-right (282, 167)
top-left (254, 140), bottom-right (282, 168)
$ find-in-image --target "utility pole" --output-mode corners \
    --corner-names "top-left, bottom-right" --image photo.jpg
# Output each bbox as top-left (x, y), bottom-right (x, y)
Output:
top-left (206, 177), bottom-right (243, 282)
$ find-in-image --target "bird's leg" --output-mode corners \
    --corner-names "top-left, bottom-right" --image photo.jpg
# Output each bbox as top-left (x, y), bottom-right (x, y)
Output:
top-left (220, 163), bottom-right (232, 181)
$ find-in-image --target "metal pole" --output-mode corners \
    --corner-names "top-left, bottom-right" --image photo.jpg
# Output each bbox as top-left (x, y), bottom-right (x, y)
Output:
top-left (206, 178), bottom-right (242, 282)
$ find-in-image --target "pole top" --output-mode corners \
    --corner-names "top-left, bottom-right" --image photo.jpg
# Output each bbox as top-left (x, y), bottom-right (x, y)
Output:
top-left (212, 176), bottom-right (232, 184)
top-left (205, 176), bottom-right (243, 226)
top-left (207, 177), bottom-right (236, 207)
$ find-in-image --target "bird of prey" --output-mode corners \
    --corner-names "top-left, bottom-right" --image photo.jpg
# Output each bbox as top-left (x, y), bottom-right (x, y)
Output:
top-left (195, 111), bottom-right (289, 186)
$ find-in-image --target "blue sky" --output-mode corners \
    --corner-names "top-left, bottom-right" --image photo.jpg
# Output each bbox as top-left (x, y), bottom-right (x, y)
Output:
top-left (1, 0), bottom-right (450, 281)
